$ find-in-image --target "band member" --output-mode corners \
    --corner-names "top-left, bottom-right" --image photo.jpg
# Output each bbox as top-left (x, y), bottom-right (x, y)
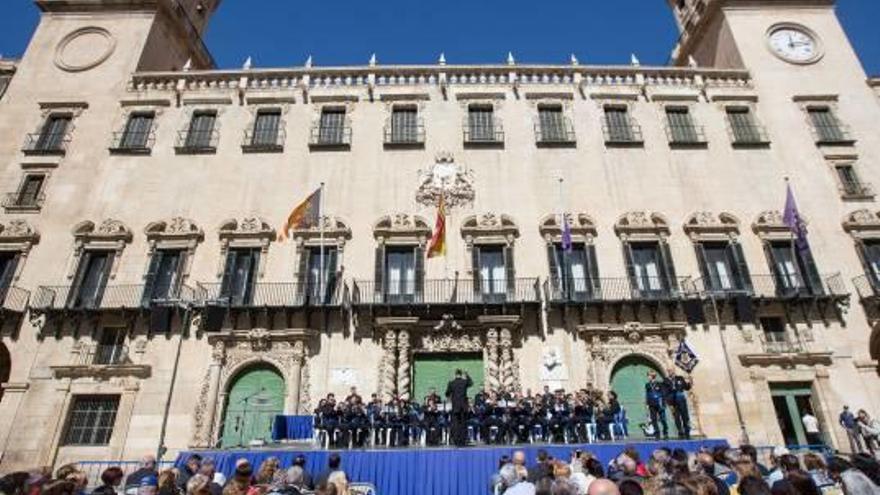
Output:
top-left (598, 391), bottom-right (621, 440)
top-left (540, 385), bottom-right (554, 406)
top-left (384, 396), bottom-right (406, 447)
top-left (572, 394), bottom-right (593, 443)
top-left (509, 393), bottom-right (531, 443)
top-left (343, 397), bottom-right (369, 447)
top-left (422, 400), bottom-right (444, 446)
top-left (366, 394), bottom-right (385, 444)
top-left (318, 394), bottom-right (341, 445)
top-left (482, 392), bottom-right (507, 444)
top-left (530, 394), bottom-right (551, 442)
top-left (665, 367), bottom-right (693, 439)
top-left (645, 371), bottom-right (670, 440)
top-left (445, 369), bottom-right (473, 447)
top-left (344, 386), bottom-right (362, 404)
top-left (548, 390), bottom-right (571, 443)
top-left (424, 387), bottom-right (442, 406)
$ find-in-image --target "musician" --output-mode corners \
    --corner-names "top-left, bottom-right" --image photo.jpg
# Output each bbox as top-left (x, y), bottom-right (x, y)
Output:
top-left (509, 393), bottom-right (531, 444)
top-left (540, 385), bottom-right (554, 406)
top-left (405, 399), bottom-right (423, 446)
top-left (424, 387), bottom-right (442, 406)
top-left (422, 400), bottom-right (444, 446)
top-left (481, 392), bottom-right (508, 444)
top-left (318, 394), bottom-right (341, 444)
top-left (665, 367), bottom-right (693, 439)
top-left (548, 390), bottom-right (571, 443)
top-left (344, 386), bottom-right (362, 404)
top-left (445, 369), bottom-right (473, 447)
top-left (384, 396), bottom-right (406, 447)
top-left (598, 391), bottom-right (621, 440)
top-left (530, 394), bottom-right (550, 442)
top-left (344, 396), bottom-right (369, 447)
top-left (645, 371), bottom-right (670, 440)
top-left (366, 394), bottom-right (385, 444)
top-left (572, 394), bottom-right (594, 443)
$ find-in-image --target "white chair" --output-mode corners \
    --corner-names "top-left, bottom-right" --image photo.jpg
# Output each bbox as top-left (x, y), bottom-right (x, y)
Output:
top-left (349, 483), bottom-right (376, 495)
top-left (586, 422), bottom-right (598, 443)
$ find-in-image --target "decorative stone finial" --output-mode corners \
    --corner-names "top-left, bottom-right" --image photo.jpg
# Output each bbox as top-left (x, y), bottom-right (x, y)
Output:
top-left (570, 54), bottom-right (579, 66)
top-left (630, 54), bottom-right (640, 67)
top-left (688, 55), bottom-right (698, 68)
top-left (242, 56), bottom-right (252, 70)
top-left (369, 53), bottom-right (377, 67)
top-left (182, 58), bottom-right (192, 71)
top-left (304, 55), bottom-right (313, 68)
top-left (438, 52), bottom-right (446, 66)
top-left (507, 52), bottom-right (516, 66)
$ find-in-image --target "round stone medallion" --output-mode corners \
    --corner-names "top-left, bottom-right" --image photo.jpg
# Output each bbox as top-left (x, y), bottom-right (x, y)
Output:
top-left (54, 27), bottom-right (116, 72)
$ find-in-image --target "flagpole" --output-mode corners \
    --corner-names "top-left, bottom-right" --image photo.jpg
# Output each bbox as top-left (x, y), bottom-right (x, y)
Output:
top-left (319, 181), bottom-right (326, 301)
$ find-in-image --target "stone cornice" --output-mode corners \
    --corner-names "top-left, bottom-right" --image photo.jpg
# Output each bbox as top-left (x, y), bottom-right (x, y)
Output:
top-left (51, 364), bottom-right (152, 380)
top-left (738, 351), bottom-right (833, 368)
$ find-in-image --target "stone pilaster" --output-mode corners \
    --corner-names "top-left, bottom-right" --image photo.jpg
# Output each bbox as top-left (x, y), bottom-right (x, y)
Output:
top-left (499, 327), bottom-right (519, 392)
top-left (288, 340), bottom-right (306, 414)
top-left (381, 329), bottom-right (398, 401)
top-left (484, 328), bottom-right (500, 390)
top-left (193, 341), bottom-right (225, 448)
top-left (397, 330), bottom-right (411, 400)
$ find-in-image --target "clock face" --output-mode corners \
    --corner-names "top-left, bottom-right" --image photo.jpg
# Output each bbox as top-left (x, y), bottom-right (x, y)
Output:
top-left (768, 26), bottom-right (821, 64)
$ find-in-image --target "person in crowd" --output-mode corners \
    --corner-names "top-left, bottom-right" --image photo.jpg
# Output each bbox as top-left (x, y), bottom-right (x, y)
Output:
top-left (645, 371), bottom-right (670, 440)
top-left (325, 472), bottom-right (348, 495)
top-left (156, 470), bottom-right (179, 495)
top-left (137, 477), bottom-right (158, 495)
top-left (0, 472), bottom-right (31, 495)
top-left (849, 454), bottom-right (880, 488)
top-left (498, 463), bottom-right (535, 495)
top-left (856, 409), bottom-right (880, 456)
top-left (254, 458), bottom-right (279, 486)
top-left (529, 450), bottom-right (553, 484)
top-left (315, 454), bottom-right (343, 488)
top-left (195, 461), bottom-right (221, 495)
top-left (736, 476), bottom-right (771, 495)
top-left (738, 446), bottom-right (770, 478)
top-left (801, 453), bottom-right (836, 494)
top-left (185, 475), bottom-right (212, 495)
top-left (801, 409), bottom-right (823, 447)
top-left (570, 455), bottom-right (597, 495)
top-left (695, 452), bottom-right (730, 495)
top-left (126, 457), bottom-right (158, 491)
top-left (222, 463), bottom-right (253, 495)
top-left (290, 456), bottom-right (312, 491)
top-left (765, 447), bottom-right (790, 487)
top-left (177, 455), bottom-right (202, 491)
top-left (665, 367), bottom-right (693, 440)
top-left (587, 479), bottom-right (619, 495)
top-left (92, 467), bottom-right (125, 495)
top-left (827, 456), bottom-right (879, 495)
top-left (839, 406), bottom-right (863, 454)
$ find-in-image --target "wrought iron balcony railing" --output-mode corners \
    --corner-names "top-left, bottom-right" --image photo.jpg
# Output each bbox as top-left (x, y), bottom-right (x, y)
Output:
top-left (32, 284), bottom-right (197, 311)
top-left (665, 124), bottom-right (708, 146)
top-left (839, 180), bottom-right (874, 199)
top-left (196, 281), bottom-right (343, 308)
top-left (853, 274), bottom-right (880, 300)
top-left (728, 124), bottom-right (771, 146)
top-left (761, 337), bottom-right (806, 355)
top-left (352, 278), bottom-right (540, 305)
top-left (602, 124), bottom-right (644, 145)
top-left (698, 273), bottom-right (847, 299)
top-left (463, 124), bottom-right (504, 145)
top-left (534, 120), bottom-right (576, 145)
top-left (82, 344), bottom-right (132, 366)
top-left (242, 126), bottom-right (286, 152)
top-left (383, 124), bottom-right (426, 146)
top-left (174, 129), bottom-right (219, 154)
top-left (545, 276), bottom-right (690, 303)
top-left (309, 125), bottom-right (352, 148)
top-left (2, 191), bottom-right (45, 211)
top-left (22, 132), bottom-right (71, 155)
top-left (0, 286), bottom-right (30, 313)
top-left (109, 131), bottom-right (155, 154)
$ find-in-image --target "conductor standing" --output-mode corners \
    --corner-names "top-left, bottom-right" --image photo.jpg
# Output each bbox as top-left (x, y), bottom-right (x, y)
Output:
top-left (445, 369), bottom-right (473, 447)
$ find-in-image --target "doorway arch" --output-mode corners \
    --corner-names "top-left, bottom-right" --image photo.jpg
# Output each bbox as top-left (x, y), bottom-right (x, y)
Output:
top-left (220, 364), bottom-right (285, 448)
top-left (0, 343), bottom-right (9, 405)
top-left (610, 354), bottom-right (665, 439)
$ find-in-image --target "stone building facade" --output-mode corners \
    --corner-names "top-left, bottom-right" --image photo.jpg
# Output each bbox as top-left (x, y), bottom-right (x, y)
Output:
top-left (0, 0), bottom-right (879, 470)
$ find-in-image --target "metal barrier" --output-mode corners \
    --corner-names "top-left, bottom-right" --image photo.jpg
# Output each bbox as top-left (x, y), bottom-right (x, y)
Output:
top-left (74, 460), bottom-right (174, 489)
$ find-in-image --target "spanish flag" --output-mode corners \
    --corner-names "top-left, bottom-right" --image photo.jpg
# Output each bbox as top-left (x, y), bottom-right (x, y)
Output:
top-left (426, 195), bottom-right (446, 258)
top-left (277, 188), bottom-right (321, 241)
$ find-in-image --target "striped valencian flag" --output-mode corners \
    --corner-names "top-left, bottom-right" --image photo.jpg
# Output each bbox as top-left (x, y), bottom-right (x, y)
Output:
top-left (426, 195), bottom-right (447, 258)
top-left (277, 187), bottom-right (321, 241)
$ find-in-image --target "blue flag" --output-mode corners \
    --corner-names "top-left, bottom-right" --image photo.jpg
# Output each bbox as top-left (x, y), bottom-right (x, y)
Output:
top-left (561, 214), bottom-right (573, 252)
top-left (783, 183), bottom-right (810, 255)
top-left (674, 340), bottom-right (699, 373)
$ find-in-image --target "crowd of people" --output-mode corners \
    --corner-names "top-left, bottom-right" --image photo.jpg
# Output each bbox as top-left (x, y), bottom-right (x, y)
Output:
top-left (0, 453), bottom-right (358, 495)
top-left (491, 444), bottom-right (880, 495)
top-left (313, 367), bottom-right (694, 449)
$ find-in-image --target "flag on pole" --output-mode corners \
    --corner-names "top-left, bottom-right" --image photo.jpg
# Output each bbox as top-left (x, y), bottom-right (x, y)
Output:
top-left (426, 195), bottom-right (447, 258)
top-left (277, 188), bottom-right (321, 241)
top-left (782, 183), bottom-right (810, 254)
top-left (561, 214), bottom-right (573, 252)
top-left (674, 340), bottom-right (699, 373)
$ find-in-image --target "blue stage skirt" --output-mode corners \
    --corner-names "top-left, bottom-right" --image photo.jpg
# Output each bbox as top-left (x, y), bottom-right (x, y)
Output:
top-left (176, 439), bottom-right (727, 495)
top-left (272, 415), bottom-right (314, 441)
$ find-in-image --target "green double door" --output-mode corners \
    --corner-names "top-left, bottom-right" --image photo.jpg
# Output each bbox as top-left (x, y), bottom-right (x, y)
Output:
top-left (770, 383), bottom-right (817, 447)
top-left (610, 356), bottom-right (664, 439)
top-left (221, 365), bottom-right (285, 447)
top-left (412, 353), bottom-right (484, 403)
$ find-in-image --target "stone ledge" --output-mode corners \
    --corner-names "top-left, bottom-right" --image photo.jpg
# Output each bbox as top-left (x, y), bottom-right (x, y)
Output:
top-left (50, 364), bottom-right (152, 380)
top-left (738, 352), bottom-right (833, 368)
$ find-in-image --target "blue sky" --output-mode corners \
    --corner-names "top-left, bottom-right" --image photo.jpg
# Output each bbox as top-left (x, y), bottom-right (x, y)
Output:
top-left (1, 0), bottom-right (878, 73)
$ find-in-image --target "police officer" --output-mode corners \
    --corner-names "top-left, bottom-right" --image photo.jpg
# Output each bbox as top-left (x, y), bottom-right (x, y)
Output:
top-left (666, 367), bottom-right (693, 439)
top-left (645, 371), bottom-right (670, 440)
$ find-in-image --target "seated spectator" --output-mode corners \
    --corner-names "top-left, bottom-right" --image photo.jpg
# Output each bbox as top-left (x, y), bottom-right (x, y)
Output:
top-left (137, 476), bottom-right (158, 495)
top-left (186, 475), bottom-right (212, 495)
top-left (529, 451), bottom-right (552, 484)
top-left (801, 453), bottom-right (835, 493)
top-left (256, 458), bottom-right (281, 486)
top-left (326, 472), bottom-right (349, 495)
top-left (177, 456), bottom-right (202, 491)
top-left (196, 460), bottom-right (221, 495)
top-left (827, 457), bottom-right (878, 495)
top-left (292, 456), bottom-right (313, 490)
top-left (570, 456), bottom-right (598, 495)
top-left (587, 479), bottom-right (620, 495)
top-left (315, 454), bottom-right (343, 488)
top-left (157, 469), bottom-right (179, 495)
top-left (93, 467), bottom-right (125, 495)
top-left (268, 467), bottom-right (306, 495)
top-left (126, 456), bottom-right (158, 490)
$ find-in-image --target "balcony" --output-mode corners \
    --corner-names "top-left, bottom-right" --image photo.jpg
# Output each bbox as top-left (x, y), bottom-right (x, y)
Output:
top-left (665, 124), bottom-right (708, 147)
top-left (463, 124), bottom-right (504, 147)
top-left (352, 278), bottom-right (540, 306)
top-left (241, 127), bottom-right (286, 153)
top-left (2, 191), bottom-right (45, 212)
top-left (32, 284), bottom-right (197, 313)
top-left (383, 124), bottom-right (425, 148)
top-left (839, 180), bottom-right (875, 200)
top-left (739, 334), bottom-right (832, 367)
top-left (749, 273), bottom-right (847, 300)
top-left (51, 343), bottom-right (151, 380)
top-left (602, 124), bottom-right (644, 146)
top-left (309, 125), bottom-right (351, 149)
top-left (196, 281), bottom-right (344, 308)
top-left (545, 276), bottom-right (690, 304)
top-left (22, 132), bottom-right (70, 156)
top-left (534, 120), bottom-right (576, 147)
top-left (729, 124), bottom-right (771, 147)
top-left (0, 286), bottom-right (30, 315)
top-left (813, 124), bottom-right (856, 146)
top-left (174, 129), bottom-right (219, 154)
top-left (109, 131), bottom-right (155, 155)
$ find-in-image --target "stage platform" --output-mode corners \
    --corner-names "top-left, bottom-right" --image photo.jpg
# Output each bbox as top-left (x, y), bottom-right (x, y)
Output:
top-left (177, 439), bottom-right (728, 495)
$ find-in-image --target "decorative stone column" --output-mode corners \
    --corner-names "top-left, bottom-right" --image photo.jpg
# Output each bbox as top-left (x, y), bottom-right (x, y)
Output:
top-left (498, 327), bottom-right (520, 393)
top-left (381, 329), bottom-right (398, 401)
top-left (484, 328), bottom-right (500, 391)
top-left (397, 330), bottom-right (411, 400)
top-left (288, 340), bottom-right (307, 414)
top-left (194, 342), bottom-right (225, 447)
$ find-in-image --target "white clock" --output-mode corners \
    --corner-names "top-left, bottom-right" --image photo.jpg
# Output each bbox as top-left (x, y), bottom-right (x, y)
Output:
top-left (767, 25), bottom-right (822, 64)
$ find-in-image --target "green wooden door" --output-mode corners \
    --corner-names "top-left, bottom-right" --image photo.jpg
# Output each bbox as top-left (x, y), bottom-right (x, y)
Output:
top-left (610, 356), bottom-right (664, 439)
top-left (413, 353), bottom-right (484, 403)
top-left (770, 383), bottom-right (814, 447)
top-left (221, 365), bottom-right (285, 447)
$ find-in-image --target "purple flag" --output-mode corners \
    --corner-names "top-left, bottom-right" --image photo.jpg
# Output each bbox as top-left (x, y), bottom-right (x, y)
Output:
top-left (783, 183), bottom-right (810, 254)
top-left (561, 215), bottom-right (573, 252)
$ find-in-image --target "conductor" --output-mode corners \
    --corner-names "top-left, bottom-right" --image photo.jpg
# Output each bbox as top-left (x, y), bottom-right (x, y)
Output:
top-left (445, 369), bottom-right (473, 447)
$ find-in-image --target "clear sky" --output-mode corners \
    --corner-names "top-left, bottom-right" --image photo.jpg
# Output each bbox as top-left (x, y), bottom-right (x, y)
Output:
top-left (0, 0), bottom-right (878, 73)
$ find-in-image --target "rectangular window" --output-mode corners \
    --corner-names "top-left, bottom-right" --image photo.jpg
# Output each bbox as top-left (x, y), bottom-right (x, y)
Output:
top-left (94, 328), bottom-right (126, 365)
top-left (120, 113), bottom-right (154, 149)
top-left (0, 252), bottom-right (20, 295)
top-left (69, 251), bottom-right (113, 309)
top-left (390, 107), bottom-right (419, 143)
top-left (36, 114), bottom-right (71, 151)
top-left (143, 249), bottom-right (184, 304)
top-left (306, 246), bottom-right (338, 303)
top-left (318, 109), bottom-right (346, 145)
top-left (835, 164), bottom-right (863, 196)
top-left (631, 243), bottom-right (666, 294)
top-left (701, 243), bottom-right (736, 290)
top-left (604, 107), bottom-right (636, 142)
top-left (538, 106), bottom-right (567, 142)
top-left (479, 246), bottom-right (507, 297)
top-left (767, 241), bottom-right (823, 296)
top-left (63, 395), bottom-right (120, 446)
top-left (467, 106), bottom-right (496, 142)
top-left (185, 111), bottom-right (216, 149)
top-left (760, 317), bottom-right (788, 344)
top-left (550, 244), bottom-right (594, 298)
top-left (251, 109), bottom-right (281, 146)
top-left (808, 107), bottom-right (846, 143)
top-left (15, 174), bottom-right (45, 207)
top-left (862, 241), bottom-right (880, 286)
top-left (220, 248), bottom-right (259, 306)
top-left (385, 248), bottom-right (416, 300)
top-left (666, 107), bottom-right (699, 143)
top-left (727, 108), bottom-right (763, 144)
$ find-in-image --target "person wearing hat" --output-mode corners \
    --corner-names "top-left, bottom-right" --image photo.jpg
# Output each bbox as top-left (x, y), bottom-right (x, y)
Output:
top-left (137, 476), bottom-right (158, 495)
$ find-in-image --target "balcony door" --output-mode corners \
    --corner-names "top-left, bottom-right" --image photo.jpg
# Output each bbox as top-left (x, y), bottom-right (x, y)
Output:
top-left (385, 248), bottom-right (416, 303)
top-left (548, 243), bottom-right (599, 301)
top-left (767, 242), bottom-right (823, 296)
top-left (625, 242), bottom-right (676, 298)
top-left (142, 249), bottom-right (185, 305)
top-left (69, 251), bottom-right (113, 309)
top-left (0, 252), bottom-right (19, 303)
top-left (220, 248), bottom-right (259, 306)
top-left (301, 246), bottom-right (337, 304)
top-left (695, 241), bottom-right (752, 293)
top-left (858, 240), bottom-right (880, 291)
top-left (473, 245), bottom-right (514, 303)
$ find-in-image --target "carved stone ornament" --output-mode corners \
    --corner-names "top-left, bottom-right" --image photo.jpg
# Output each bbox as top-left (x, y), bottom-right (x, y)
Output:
top-left (461, 213), bottom-right (520, 242)
top-left (373, 213), bottom-right (431, 240)
top-left (752, 209), bottom-right (804, 236)
top-left (614, 211), bottom-right (670, 237)
top-left (539, 213), bottom-right (597, 242)
top-left (683, 211), bottom-right (740, 237)
top-left (72, 219), bottom-right (133, 243)
top-left (842, 209), bottom-right (880, 235)
top-left (0, 219), bottom-right (40, 246)
top-left (219, 217), bottom-right (275, 240)
top-left (415, 152), bottom-right (476, 209)
top-left (292, 215), bottom-right (352, 246)
top-left (578, 322), bottom-right (686, 387)
top-left (145, 216), bottom-right (204, 241)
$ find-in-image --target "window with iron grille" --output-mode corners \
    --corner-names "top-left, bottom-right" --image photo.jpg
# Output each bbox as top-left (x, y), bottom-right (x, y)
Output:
top-left (666, 107), bottom-right (699, 143)
top-left (94, 327), bottom-right (126, 365)
top-left (318, 109), bottom-right (346, 145)
top-left (185, 112), bottom-right (216, 148)
top-left (36, 114), bottom-right (71, 151)
top-left (727, 108), bottom-right (762, 143)
top-left (808, 107), bottom-right (845, 142)
top-left (835, 164), bottom-right (863, 195)
top-left (468, 106), bottom-right (496, 141)
top-left (604, 107), bottom-right (635, 142)
top-left (63, 395), bottom-right (120, 446)
top-left (251, 109), bottom-right (281, 146)
top-left (538, 106), bottom-right (566, 142)
top-left (390, 107), bottom-right (419, 143)
top-left (15, 174), bottom-right (45, 207)
top-left (120, 113), bottom-right (154, 149)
